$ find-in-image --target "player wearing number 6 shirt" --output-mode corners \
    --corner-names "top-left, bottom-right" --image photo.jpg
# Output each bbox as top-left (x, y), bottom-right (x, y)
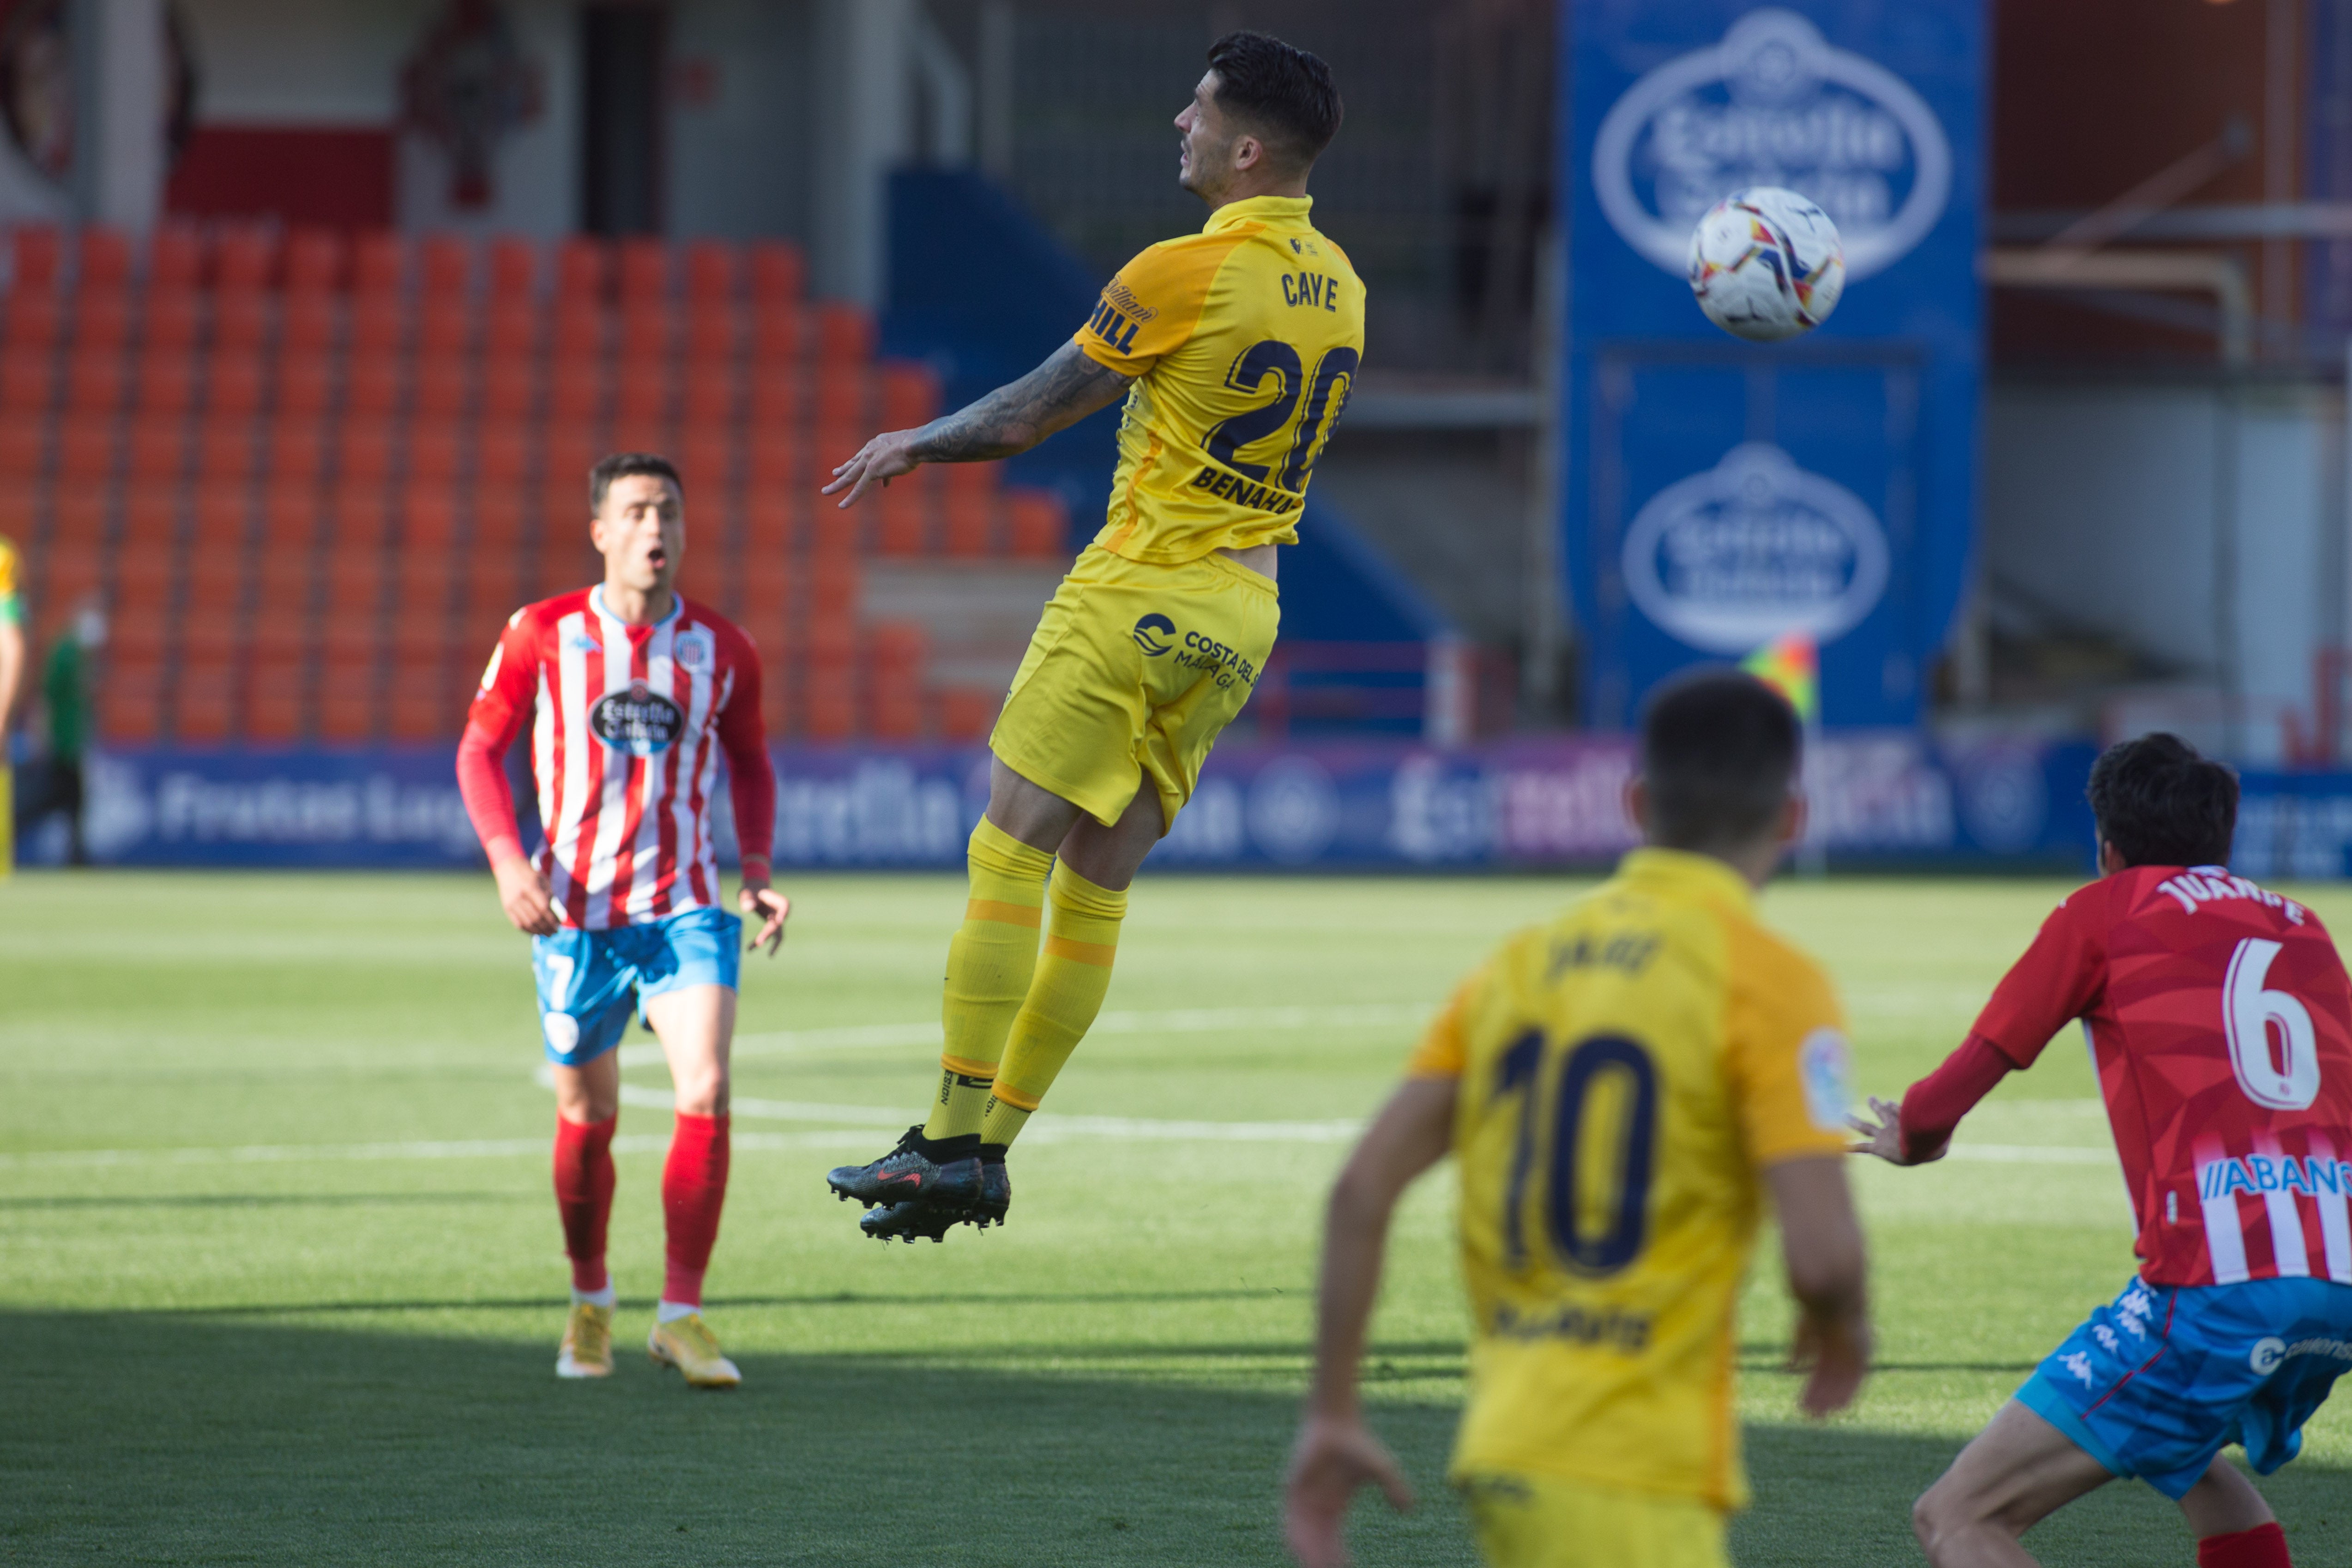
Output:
top-left (1854, 734), bottom-right (2352, 1568)
top-left (456, 453), bottom-right (786, 1390)
top-left (818, 31), bottom-right (1363, 1242)
top-left (1286, 673), bottom-right (1872, 1568)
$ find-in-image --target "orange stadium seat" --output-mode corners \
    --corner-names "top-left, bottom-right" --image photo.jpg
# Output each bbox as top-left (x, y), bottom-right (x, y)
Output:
top-left (808, 554), bottom-right (859, 613)
top-left (266, 418), bottom-right (327, 485)
top-left (874, 482), bottom-right (926, 557)
top-left (472, 485), bottom-right (527, 543)
top-left (47, 482), bottom-right (109, 546)
top-left (749, 241), bottom-right (804, 307)
top-left (0, 417), bottom-right (44, 479)
top-left (134, 351), bottom-right (195, 416)
top-left (260, 480), bottom-right (319, 549)
top-left (685, 241), bottom-right (739, 306)
top-left (32, 543), bottom-right (101, 617)
top-left (747, 367), bottom-right (800, 427)
top-left (280, 292), bottom-right (336, 356)
top-left (350, 296), bottom-right (406, 357)
top-left (252, 555), bottom-right (313, 629)
top-left (684, 307), bottom-right (741, 370)
top-left (388, 682), bottom-right (460, 742)
top-left (244, 663), bottom-right (307, 743)
top-left (180, 604), bottom-right (242, 664)
top-left (140, 287), bottom-right (199, 354)
top-left (195, 416), bottom-right (257, 483)
top-left (353, 230), bottom-right (406, 296)
top-left (212, 290), bottom-right (269, 354)
top-left (191, 488), bottom-right (249, 548)
top-left (54, 416), bottom-right (115, 482)
top-left (394, 552), bottom-right (455, 624)
top-left (120, 484), bottom-right (178, 544)
top-left (808, 504), bottom-right (860, 565)
top-left (1, 352), bottom-right (54, 411)
top-left (3, 287), bottom-right (59, 351)
top-left (344, 355), bottom-right (403, 419)
top-left (551, 301), bottom-right (608, 361)
top-left (149, 223), bottom-right (203, 290)
top-left (64, 350), bottom-right (125, 415)
top-left (1007, 490), bottom-right (1068, 558)
top-left (11, 225), bottom-right (60, 288)
top-left (543, 427), bottom-right (598, 489)
top-left (476, 423), bottom-right (531, 488)
top-left (336, 421), bottom-right (396, 488)
top-left (212, 226), bottom-right (278, 291)
top-left (814, 303), bottom-right (873, 368)
top-left (555, 237), bottom-right (610, 303)
top-left (619, 238), bottom-right (670, 303)
top-left (329, 483), bottom-right (392, 548)
top-left (175, 666), bottom-right (237, 744)
top-left (613, 363), bottom-right (672, 430)
top-left (71, 288), bottom-right (132, 353)
top-left (676, 427), bottom-right (731, 490)
top-left (937, 687), bottom-right (999, 742)
top-left (681, 368), bottom-right (738, 427)
top-left (484, 299), bottom-right (543, 359)
top-left (548, 363), bottom-right (606, 426)
top-left (283, 229), bottom-right (346, 296)
top-left (273, 354), bottom-right (333, 420)
top-left (867, 621), bottom-right (927, 740)
top-left (747, 431), bottom-right (802, 489)
top-left (207, 351), bottom-right (267, 417)
top-left (750, 305), bottom-right (804, 367)
top-left (742, 490), bottom-right (797, 555)
top-left (741, 553), bottom-right (789, 616)
top-left (878, 362), bottom-right (939, 428)
top-left (78, 227), bottom-right (132, 289)
top-left (414, 358), bottom-right (470, 421)
top-left (462, 566), bottom-right (522, 642)
top-left (812, 370), bottom-right (870, 431)
top-left (488, 235), bottom-right (537, 301)
top-left (99, 669), bottom-right (165, 743)
top-left (407, 420), bottom-right (462, 484)
top-left (399, 485), bottom-right (460, 549)
top-left (481, 359), bottom-right (537, 422)
top-left (125, 417), bottom-right (186, 482)
top-left (314, 665), bottom-right (379, 743)
top-left (620, 304), bottom-right (674, 359)
top-left (419, 232), bottom-right (471, 297)
top-left (942, 491), bottom-right (993, 557)
top-left (417, 296), bottom-right (474, 359)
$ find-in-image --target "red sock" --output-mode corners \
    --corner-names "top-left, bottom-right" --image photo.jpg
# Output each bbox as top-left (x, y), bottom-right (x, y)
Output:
top-left (553, 1114), bottom-right (617, 1294)
top-left (661, 1113), bottom-right (730, 1308)
top-left (2200, 1523), bottom-right (2291, 1568)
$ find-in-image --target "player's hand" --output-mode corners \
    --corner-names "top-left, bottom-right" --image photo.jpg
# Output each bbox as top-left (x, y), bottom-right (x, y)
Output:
top-left (1283, 1414), bottom-right (1414, 1568)
top-left (738, 867), bottom-right (789, 956)
top-left (492, 854), bottom-right (560, 936)
top-left (1847, 1095), bottom-right (1944, 1166)
top-left (1790, 1303), bottom-right (1871, 1418)
top-left (820, 429), bottom-right (923, 508)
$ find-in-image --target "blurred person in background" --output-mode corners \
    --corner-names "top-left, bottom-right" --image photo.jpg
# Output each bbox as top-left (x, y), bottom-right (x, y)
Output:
top-left (0, 531), bottom-right (20, 874)
top-left (14, 600), bottom-right (103, 867)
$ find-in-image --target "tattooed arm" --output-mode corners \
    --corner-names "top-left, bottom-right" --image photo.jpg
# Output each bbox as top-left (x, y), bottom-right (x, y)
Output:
top-left (820, 341), bottom-right (1135, 508)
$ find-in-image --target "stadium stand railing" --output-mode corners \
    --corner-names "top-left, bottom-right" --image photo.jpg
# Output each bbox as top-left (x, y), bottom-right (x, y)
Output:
top-left (2, 222), bottom-right (1073, 749)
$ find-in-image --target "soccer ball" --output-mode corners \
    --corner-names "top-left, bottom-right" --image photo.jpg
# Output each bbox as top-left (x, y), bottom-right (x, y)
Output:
top-left (1687, 187), bottom-right (1845, 342)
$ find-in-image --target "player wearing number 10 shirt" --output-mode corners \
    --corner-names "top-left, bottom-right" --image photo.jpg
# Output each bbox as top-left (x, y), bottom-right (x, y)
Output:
top-left (1286, 674), bottom-right (1871, 1568)
top-left (819, 32), bottom-right (1362, 1242)
top-left (1857, 734), bottom-right (2352, 1568)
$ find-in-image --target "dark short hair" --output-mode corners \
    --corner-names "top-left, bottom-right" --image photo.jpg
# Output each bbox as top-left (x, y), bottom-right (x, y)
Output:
top-left (1640, 669), bottom-right (1801, 850)
top-left (1206, 31), bottom-right (1342, 173)
top-left (2087, 733), bottom-right (2238, 868)
top-left (589, 452), bottom-right (682, 513)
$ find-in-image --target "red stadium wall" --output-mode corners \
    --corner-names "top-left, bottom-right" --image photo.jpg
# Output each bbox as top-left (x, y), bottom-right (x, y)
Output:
top-left (166, 127), bottom-right (398, 231)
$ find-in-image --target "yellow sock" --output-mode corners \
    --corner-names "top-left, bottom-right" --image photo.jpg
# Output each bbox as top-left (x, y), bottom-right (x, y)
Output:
top-left (922, 820), bottom-right (1054, 1142)
top-left (982, 863), bottom-right (1127, 1148)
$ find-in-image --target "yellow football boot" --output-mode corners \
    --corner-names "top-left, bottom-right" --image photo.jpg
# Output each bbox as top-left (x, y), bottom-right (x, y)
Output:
top-left (556, 1302), bottom-right (614, 1379)
top-left (647, 1313), bottom-right (742, 1389)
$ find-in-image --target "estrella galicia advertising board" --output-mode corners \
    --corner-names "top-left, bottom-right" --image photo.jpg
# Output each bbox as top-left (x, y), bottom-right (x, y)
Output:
top-left (1564, 1), bottom-right (1985, 727)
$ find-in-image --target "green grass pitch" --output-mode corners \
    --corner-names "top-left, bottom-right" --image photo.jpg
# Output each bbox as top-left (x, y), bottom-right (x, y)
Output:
top-left (2, 869), bottom-right (2349, 1566)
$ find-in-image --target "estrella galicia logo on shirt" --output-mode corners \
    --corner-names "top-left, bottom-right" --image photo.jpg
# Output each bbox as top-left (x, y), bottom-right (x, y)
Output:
top-left (1133, 614), bottom-right (1176, 656)
top-left (589, 680), bottom-right (685, 757)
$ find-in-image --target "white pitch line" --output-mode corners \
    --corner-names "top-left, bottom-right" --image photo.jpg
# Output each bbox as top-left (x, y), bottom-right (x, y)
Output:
top-left (614, 1002), bottom-right (1435, 1067)
top-left (0, 1129), bottom-right (882, 1171)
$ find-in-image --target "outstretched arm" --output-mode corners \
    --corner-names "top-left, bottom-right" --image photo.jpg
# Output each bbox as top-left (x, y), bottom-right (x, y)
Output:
top-left (820, 341), bottom-right (1134, 508)
top-left (1284, 1075), bottom-right (1455, 1568)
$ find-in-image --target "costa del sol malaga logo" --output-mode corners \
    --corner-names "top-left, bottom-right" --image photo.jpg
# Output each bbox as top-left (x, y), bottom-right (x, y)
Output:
top-left (1621, 443), bottom-right (1890, 653)
top-left (1592, 8), bottom-right (1951, 280)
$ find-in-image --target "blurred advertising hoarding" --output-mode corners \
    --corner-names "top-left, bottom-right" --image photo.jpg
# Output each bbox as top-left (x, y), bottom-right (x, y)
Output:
top-left (1563, 2), bottom-right (1985, 728)
top-left (53, 736), bottom-right (2096, 871)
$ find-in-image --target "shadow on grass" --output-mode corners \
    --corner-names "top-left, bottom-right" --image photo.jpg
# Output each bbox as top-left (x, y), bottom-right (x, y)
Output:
top-left (2, 1310), bottom-right (2344, 1568)
top-left (153, 1287), bottom-right (1296, 1318)
top-left (0, 1192), bottom-right (520, 1212)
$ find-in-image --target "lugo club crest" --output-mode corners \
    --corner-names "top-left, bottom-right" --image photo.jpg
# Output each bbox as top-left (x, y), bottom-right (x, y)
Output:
top-left (1592, 8), bottom-right (1950, 280)
top-left (1620, 443), bottom-right (1889, 654)
top-left (589, 681), bottom-right (685, 757)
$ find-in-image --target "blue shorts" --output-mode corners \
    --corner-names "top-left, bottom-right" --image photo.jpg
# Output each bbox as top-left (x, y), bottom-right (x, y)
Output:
top-left (2018, 1274), bottom-right (2352, 1499)
top-left (531, 906), bottom-right (742, 1067)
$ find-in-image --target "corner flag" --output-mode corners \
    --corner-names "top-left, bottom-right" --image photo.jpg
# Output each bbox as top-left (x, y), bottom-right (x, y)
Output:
top-left (1742, 632), bottom-right (1818, 723)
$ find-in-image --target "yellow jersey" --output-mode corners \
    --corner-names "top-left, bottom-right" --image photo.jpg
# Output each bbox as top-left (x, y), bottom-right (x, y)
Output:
top-left (1406, 849), bottom-right (1854, 1512)
top-left (1073, 194), bottom-right (1365, 565)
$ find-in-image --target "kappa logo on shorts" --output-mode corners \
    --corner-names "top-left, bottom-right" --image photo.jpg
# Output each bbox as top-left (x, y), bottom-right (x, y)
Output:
top-left (1133, 613), bottom-right (1176, 656)
top-left (589, 681), bottom-right (686, 757)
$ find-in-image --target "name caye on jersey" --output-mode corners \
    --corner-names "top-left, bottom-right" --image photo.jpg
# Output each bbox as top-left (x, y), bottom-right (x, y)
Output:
top-left (1974, 864), bottom-right (2352, 1288)
top-left (463, 588), bottom-right (769, 931)
top-left (1073, 193), bottom-right (1367, 565)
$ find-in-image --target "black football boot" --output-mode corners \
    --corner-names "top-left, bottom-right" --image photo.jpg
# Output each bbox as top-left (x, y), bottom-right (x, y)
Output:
top-left (825, 1126), bottom-right (982, 1212)
top-left (975, 1144), bottom-right (1012, 1230)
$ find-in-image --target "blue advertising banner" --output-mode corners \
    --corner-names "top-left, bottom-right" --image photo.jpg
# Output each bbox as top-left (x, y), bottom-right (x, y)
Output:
top-left (1564, 2), bottom-right (1985, 728)
top-left (50, 737), bottom-right (2094, 872)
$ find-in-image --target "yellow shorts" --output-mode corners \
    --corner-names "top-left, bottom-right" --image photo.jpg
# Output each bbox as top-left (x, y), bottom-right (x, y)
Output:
top-left (1458, 1472), bottom-right (1728, 1568)
top-left (990, 544), bottom-right (1279, 830)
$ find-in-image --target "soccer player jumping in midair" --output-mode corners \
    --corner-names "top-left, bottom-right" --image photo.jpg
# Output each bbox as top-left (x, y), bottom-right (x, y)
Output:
top-left (1854, 734), bottom-right (2352, 1568)
top-left (458, 453), bottom-right (787, 1386)
top-left (820, 32), bottom-right (1363, 1241)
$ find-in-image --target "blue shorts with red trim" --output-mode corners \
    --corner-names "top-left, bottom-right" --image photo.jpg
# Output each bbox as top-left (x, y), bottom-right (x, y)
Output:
top-left (2017, 1274), bottom-right (2352, 1499)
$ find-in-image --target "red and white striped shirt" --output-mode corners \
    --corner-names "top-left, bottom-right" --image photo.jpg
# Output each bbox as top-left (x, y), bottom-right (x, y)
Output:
top-left (456, 587), bottom-right (776, 930)
top-left (1972, 866), bottom-right (2352, 1287)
